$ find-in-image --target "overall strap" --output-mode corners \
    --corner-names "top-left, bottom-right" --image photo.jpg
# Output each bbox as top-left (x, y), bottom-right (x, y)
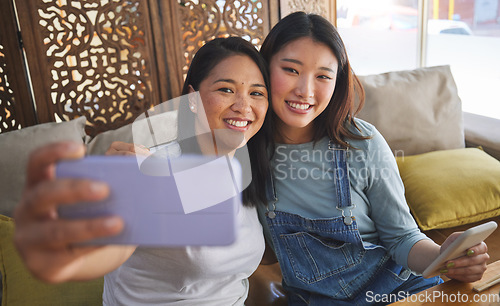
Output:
top-left (265, 140), bottom-right (354, 222)
top-left (329, 140), bottom-right (355, 225)
top-left (265, 168), bottom-right (278, 218)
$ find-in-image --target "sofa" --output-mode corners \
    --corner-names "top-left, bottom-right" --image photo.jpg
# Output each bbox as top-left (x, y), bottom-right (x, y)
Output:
top-left (1, 65), bottom-right (500, 305)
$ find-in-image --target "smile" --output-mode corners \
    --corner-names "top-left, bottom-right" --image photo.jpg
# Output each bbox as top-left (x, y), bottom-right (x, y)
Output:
top-left (286, 101), bottom-right (312, 111)
top-left (224, 119), bottom-right (250, 128)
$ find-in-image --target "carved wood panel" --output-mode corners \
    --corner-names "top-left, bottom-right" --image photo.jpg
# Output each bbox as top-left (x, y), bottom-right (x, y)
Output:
top-left (15, 0), bottom-right (161, 136)
top-left (0, 0), bottom-right (37, 134)
top-left (1, 0), bottom-right (280, 135)
top-left (280, 0), bottom-right (336, 23)
top-left (177, 0), bottom-right (271, 76)
top-left (0, 40), bottom-right (22, 133)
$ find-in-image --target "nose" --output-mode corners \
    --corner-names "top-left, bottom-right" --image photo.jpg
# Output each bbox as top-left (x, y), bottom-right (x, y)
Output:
top-left (295, 75), bottom-right (314, 99)
top-left (231, 93), bottom-right (252, 115)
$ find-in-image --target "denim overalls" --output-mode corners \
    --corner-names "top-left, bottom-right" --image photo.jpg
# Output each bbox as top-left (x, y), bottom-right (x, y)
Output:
top-left (264, 141), bottom-right (442, 305)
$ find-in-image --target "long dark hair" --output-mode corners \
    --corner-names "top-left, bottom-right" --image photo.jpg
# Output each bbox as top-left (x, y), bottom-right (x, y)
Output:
top-left (260, 12), bottom-right (367, 147)
top-left (179, 37), bottom-right (272, 206)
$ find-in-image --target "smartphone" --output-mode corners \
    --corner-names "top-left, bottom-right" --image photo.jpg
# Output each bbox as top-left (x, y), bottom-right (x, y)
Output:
top-left (422, 221), bottom-right (498, 278)
top-left (56, 155), bottom-right (242, 246)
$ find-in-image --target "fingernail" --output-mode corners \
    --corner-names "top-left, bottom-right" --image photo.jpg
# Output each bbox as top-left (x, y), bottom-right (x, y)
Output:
top-left (103, 217), bottom-right (121, 229)
top-left (446, 262), bottom-right (455, 268)
top-left (64, 142), bottom-right (84, 159)
top-left (440, 269), bottom-right (448, 274)
top-left (90, 182), bottom-right (107, 194)
top-left (467, 249), bottom-right (475, 256)
top-left (66, 142), bottom-right (82, 152)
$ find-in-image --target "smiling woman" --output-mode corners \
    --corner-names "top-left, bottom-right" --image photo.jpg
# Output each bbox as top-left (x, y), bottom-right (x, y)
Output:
top-left (187, 54), bottom-right (268, 154)
top-left (13, 36), bottom-right (273, 306)
top-left (256, 11), bottom-right (491, 305)
top-left (268, 37), bottom-right (337, 142)
top-left (101, 37), bottom-right (274, 305)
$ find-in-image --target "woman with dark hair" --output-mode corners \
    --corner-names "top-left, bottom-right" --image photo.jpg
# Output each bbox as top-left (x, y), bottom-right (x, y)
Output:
top-left (14, 36), bottom-right (271, 305)
top-left (258, 11), bottom-right (489, 304)
top-left (178, 36), bottom-right (272, 205)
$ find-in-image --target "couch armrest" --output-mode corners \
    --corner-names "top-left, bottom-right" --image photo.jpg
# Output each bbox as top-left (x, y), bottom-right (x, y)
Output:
top-left (464, 112), bottom-right (500, 161)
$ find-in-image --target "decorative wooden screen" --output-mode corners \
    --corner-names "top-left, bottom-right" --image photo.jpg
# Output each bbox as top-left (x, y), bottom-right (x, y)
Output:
top-left (0, 0), bottom-right (36, 133)
top-left (14, 0), bottom-right (163, 136)
top-left (280, 0), bottom-right (336, 22)
top-left (0, 0), bottom-right (284, 136)
top-left (176, 0), bottom-right (274, 76)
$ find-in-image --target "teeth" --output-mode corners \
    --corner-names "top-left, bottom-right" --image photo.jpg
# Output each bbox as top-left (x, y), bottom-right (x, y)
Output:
top-left (287, 101), bottom-right (310, 110)
top-left (226, 119), bottom-right (249, 127)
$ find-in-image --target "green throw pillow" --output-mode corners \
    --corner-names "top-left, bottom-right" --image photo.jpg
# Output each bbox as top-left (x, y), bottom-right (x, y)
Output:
top-left (396, 148), bottom-right (500, 230)
top-left (0, 215), bottom-right (103, 305)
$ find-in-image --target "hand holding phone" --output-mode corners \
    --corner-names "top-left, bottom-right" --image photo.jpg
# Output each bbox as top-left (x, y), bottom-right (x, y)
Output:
top-left (422, 221), bottom-right (497, 278)
top-left (56, 155), bottom-right (242, 246)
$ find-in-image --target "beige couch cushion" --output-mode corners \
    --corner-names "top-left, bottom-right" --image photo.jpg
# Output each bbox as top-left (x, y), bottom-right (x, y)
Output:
top-left (86, 110), bottom-right (178, 155)
top-left (85, 122), bottom-right (134, 155)
top-left (357, 65), bottom-right (465, 156)
top-left (0, 117), bottom-right (87, 216)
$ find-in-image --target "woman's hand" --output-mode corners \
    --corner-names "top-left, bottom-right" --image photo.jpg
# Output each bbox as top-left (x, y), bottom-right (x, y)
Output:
top-left (105, 141), bottom-right (151, 157)
top-left (14, 142), bottom-right (129, 283)
top-left (440, 232), bottom-right (489, 282)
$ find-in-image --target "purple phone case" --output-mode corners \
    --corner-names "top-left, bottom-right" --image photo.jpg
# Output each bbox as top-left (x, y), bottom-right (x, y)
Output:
top-left (56, 155), bottom-right (241, 246)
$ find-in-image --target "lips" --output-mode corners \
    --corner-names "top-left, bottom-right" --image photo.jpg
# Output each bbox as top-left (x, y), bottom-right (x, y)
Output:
top-left (285, 100), bottom-right (313, 113)
top-left (223, 119), bottom-right (252, 130)
top-left (224, 119), bottom-right (249, 127)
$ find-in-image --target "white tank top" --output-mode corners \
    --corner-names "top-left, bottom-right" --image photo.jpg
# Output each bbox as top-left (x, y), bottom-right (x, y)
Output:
top-left (103, 204), bottom-right (265, 305)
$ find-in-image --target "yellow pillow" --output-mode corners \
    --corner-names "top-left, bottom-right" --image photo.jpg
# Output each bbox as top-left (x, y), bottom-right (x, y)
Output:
top-left (396, 148), bottom-right (500, 231)
top-left (0, 215), bottom-right (103, 305)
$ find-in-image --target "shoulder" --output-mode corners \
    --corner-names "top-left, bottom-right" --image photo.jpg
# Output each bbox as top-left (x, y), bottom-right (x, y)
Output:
top-left (350, 117), bottom-right (377, 137)
top-left (347, 118), bottom-right (387, 151)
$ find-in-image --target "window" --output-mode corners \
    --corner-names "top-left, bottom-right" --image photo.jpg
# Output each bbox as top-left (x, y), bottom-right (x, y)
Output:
top-left (337, 0), bottom-right (420, 75)
top-left (337, 0), bottom-right (500, 120)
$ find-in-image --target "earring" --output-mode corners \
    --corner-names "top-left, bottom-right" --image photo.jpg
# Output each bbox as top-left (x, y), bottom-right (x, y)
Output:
top-left (190, 106), bottom-right (195, 110)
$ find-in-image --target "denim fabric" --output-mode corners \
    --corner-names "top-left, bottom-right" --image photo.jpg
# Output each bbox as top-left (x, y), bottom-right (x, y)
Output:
top-left (265, 144), bottom-right (442, 305)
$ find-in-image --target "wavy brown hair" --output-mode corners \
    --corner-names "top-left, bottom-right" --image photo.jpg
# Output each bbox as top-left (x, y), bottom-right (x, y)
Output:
top-left (260, 12), bottom-right (368, 147)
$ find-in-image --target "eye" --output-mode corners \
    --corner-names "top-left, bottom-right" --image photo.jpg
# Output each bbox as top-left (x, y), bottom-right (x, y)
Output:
top-left (318, 75), bottom-right (333, 80)
top-left (218, 88), bottom-right (233, 93)
top-left (282, 67), bottom-right (298, 74)
top-left (250, 90), bottom-right (266, 97)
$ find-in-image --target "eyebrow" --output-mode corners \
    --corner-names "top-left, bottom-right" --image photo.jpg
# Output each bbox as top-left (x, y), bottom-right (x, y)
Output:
top-left (281, 58), bottom-right (336, 74)
top-left (213, 79), bottom-right (235, 84)
top-left (213, 79), bottom-right (266, 88)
